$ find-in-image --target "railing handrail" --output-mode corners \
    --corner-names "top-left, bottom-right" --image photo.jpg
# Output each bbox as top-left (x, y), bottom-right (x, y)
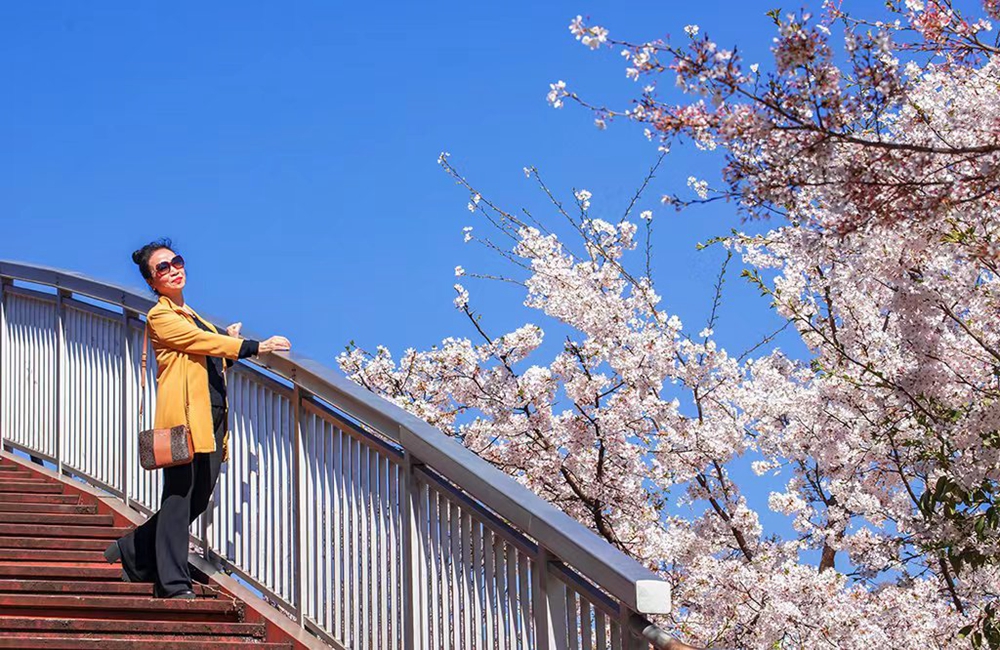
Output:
top-left (0, 258), bottom-right (672, 618)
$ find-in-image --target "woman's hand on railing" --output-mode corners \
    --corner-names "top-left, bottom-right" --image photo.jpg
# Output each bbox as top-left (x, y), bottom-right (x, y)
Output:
top-left (259, 336), bottom-right (291, 354)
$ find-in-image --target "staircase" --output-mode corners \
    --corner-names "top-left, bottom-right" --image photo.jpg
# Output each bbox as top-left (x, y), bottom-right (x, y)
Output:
top-left (0, 456), bottom-right (295, 649)
top-left (0, 261), bottom-right (678, 650)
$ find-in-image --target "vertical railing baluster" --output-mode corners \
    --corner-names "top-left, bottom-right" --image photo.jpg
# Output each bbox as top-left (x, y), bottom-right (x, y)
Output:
top-left (567, 585), bottom-right (579, 650)
top-left (518, 550), bottom-right (531, 650)
top-left (333, 425), bottom-right (344, 640)
top-left (484, 528), bottom-right (496, 648)
top-left (292, 380), bottom-right (308, 625)
top-left (348, 433), bottom-right (358, 645)
top-left (429, 486), bottom-right (441, 649)
top-left (581, 601), bottom-right (594, 650)
top-left (472, 517), bottom-right (484, 650)
top-left (532, 548), bottom-right (550, 650)
top-left (533, 548), bottom-right (569, 650)
top-left (401, 444), bottom-right (425, 650)
top-left (550, 565), bottom-right (570, 650)
top-left (450, 500), bottom-right (462, 650)
top-left (506, 540), bottom-right (518, 647)
top-left (461, 511), bottom-right (474, 648)
top-left (596, 609), bottom-right (608, 649)
top-left (401, 447), bottom-right (415, 650)
top-left (360, 443), bottom-right (371, 648)
top-left (120, 310), bottom-right (133, 507)
top-left (303, 406), bottom-right (315, 622)
top-left (54, 288), bottom-right (69, 474)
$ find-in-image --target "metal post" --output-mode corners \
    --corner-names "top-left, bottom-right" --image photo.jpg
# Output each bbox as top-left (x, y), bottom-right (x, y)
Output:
top-left (201, 364), bottom-right (216, 563)
top-left (401, 443), bottom-right (425, 650)
top-left (533, 548), bottom-right (568, 650)
top-left (201, 496), bottom-right (211, 561)
top-left (623, 610), bottom-right (649, 650)
top-left (292, 380), bottom-right (308, 625)
top-left (54, 288), bottom-right (69, 474)
top-left (0, 277), bottom-right (8, 453)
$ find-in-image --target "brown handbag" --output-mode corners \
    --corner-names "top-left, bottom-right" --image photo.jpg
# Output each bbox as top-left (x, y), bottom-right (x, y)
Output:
top-left (137, 323), bottom-right (195, 470)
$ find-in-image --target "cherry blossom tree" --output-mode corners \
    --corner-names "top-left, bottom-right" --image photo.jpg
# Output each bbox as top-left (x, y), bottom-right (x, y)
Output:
top-left (338, 1), bottom-right (1000, 647)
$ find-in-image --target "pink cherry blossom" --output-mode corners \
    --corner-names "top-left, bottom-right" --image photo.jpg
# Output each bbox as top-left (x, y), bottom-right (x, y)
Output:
top-left (342, 2), bottom-right (1000, 647)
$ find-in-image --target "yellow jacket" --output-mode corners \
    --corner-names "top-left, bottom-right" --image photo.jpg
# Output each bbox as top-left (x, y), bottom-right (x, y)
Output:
top-left (146, 294), bottom-right (243, 457)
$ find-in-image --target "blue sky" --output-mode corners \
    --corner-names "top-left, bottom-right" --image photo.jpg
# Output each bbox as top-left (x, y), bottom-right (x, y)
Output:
top-left (1, 2), bottom-right (823, 552)
top-left (0, 0), bottom-right (796, 358)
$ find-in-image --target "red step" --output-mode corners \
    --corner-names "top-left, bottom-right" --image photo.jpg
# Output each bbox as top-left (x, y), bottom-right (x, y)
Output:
top-left (0, 562), bottom-right (123, 580)
top-left (0, 457), bottom-right (312, 648)
top-left (0, 466), bottom-right (36, 474)
top-left (0, 639), bottom-right (292, 649)
top-left (0, 524), bottom-right (131, 538)
top-left (0, 548), bottom-right (105, 563)
top-left (0, 502), bottom-right (96, 514)
top-left (0, 482), bottom-right (63, 494)
top-left (0, 493), bottom-right (79, 504)
top-left (0, 617), bottom-right (266, 636)
top-left (0, 474), bottom-right (38, 482)
top-left (0, 580), bottom-right (219, 597)
top-left (0, 593), bottom-right (242, 621)
top-left (0, 537), bottom-right (110, 551)
top-left (0, 512), bottom-right (113, 526)
top-left (0, 475), bottom-right (48, 482)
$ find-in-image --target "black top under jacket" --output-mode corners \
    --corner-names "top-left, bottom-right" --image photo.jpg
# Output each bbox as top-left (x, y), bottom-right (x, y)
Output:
top-left (189, 313), bottom-right (259, 409)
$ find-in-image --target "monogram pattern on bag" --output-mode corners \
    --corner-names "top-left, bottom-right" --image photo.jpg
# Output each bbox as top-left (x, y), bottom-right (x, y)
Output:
top-left (170, 425), bottom-right (192, 463)
top-left (138, 429), bottom-right (156, 470)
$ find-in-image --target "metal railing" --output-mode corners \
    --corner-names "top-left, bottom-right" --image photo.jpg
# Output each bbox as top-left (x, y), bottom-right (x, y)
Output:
top-left (0, 259), bottom-right (677, 650)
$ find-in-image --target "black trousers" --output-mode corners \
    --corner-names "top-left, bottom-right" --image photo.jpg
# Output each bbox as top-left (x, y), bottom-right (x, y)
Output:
top-left (117, 404), bottom-right (226, 597)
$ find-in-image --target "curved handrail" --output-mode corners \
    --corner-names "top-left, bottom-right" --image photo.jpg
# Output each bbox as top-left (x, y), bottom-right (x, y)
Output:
top-left (0, 258), bottom-right (678, 648)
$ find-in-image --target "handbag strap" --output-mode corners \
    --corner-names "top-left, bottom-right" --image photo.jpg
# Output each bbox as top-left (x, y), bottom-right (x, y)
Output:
top-left (138, 320), bottom-right (191, 428)
top-left (139, 324), bottom-right (148, 421)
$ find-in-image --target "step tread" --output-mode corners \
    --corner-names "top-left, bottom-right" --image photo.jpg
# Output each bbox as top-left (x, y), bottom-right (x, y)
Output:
top-left (0, 617), bottom-right (265, 635)
top-left (0, 548), bottom-right (107, 562)
top-left (0, 580), bottom-right (220, 597)
top-left (0, 537), bottom-right (110, 550)
top-left (0, 503), bottom-right (96, 514)
top-left (0, 494), bottom-right (79, 504)
top-left (0, 482), bottom-right (63, 493)
top-left (0, 562), bottom-right (123, 579)
top-left (0, 593), bottom-right (239, 612)
top-left (0, 523), bottom-right (132, 538)
top-left (0, 512), bottom-right (114, 526)
top-left (0, 638), bottom-right (290, 649)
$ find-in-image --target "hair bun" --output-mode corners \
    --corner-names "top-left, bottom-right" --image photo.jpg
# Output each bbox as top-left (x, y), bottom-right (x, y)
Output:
top-left (131, 250), bottom-right (142, 265)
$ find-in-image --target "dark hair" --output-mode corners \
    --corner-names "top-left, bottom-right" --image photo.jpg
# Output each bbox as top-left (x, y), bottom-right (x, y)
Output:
top-left (131, 238), bottom-right (176, 296)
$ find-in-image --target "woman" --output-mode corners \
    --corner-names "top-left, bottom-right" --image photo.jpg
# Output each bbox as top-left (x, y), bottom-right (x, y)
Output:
top-left (103, 238), bottom-right (291, 599)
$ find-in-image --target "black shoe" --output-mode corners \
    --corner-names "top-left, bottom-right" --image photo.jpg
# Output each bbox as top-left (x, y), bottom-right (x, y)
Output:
top-left (104, 540), bottom-right (139, 583)
top-left (103, 541), bottom-right (121, 563)
top-left (153, 583), bottom-right (196, 599)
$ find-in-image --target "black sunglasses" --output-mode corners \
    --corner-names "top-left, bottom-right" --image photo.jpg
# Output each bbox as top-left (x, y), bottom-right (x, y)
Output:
top-left (154, 254), bottom-right (185, 276)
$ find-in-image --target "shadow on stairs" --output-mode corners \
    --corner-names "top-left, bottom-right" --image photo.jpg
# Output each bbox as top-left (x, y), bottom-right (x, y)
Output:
top-left (0, 454), bottom-right (319, 649)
